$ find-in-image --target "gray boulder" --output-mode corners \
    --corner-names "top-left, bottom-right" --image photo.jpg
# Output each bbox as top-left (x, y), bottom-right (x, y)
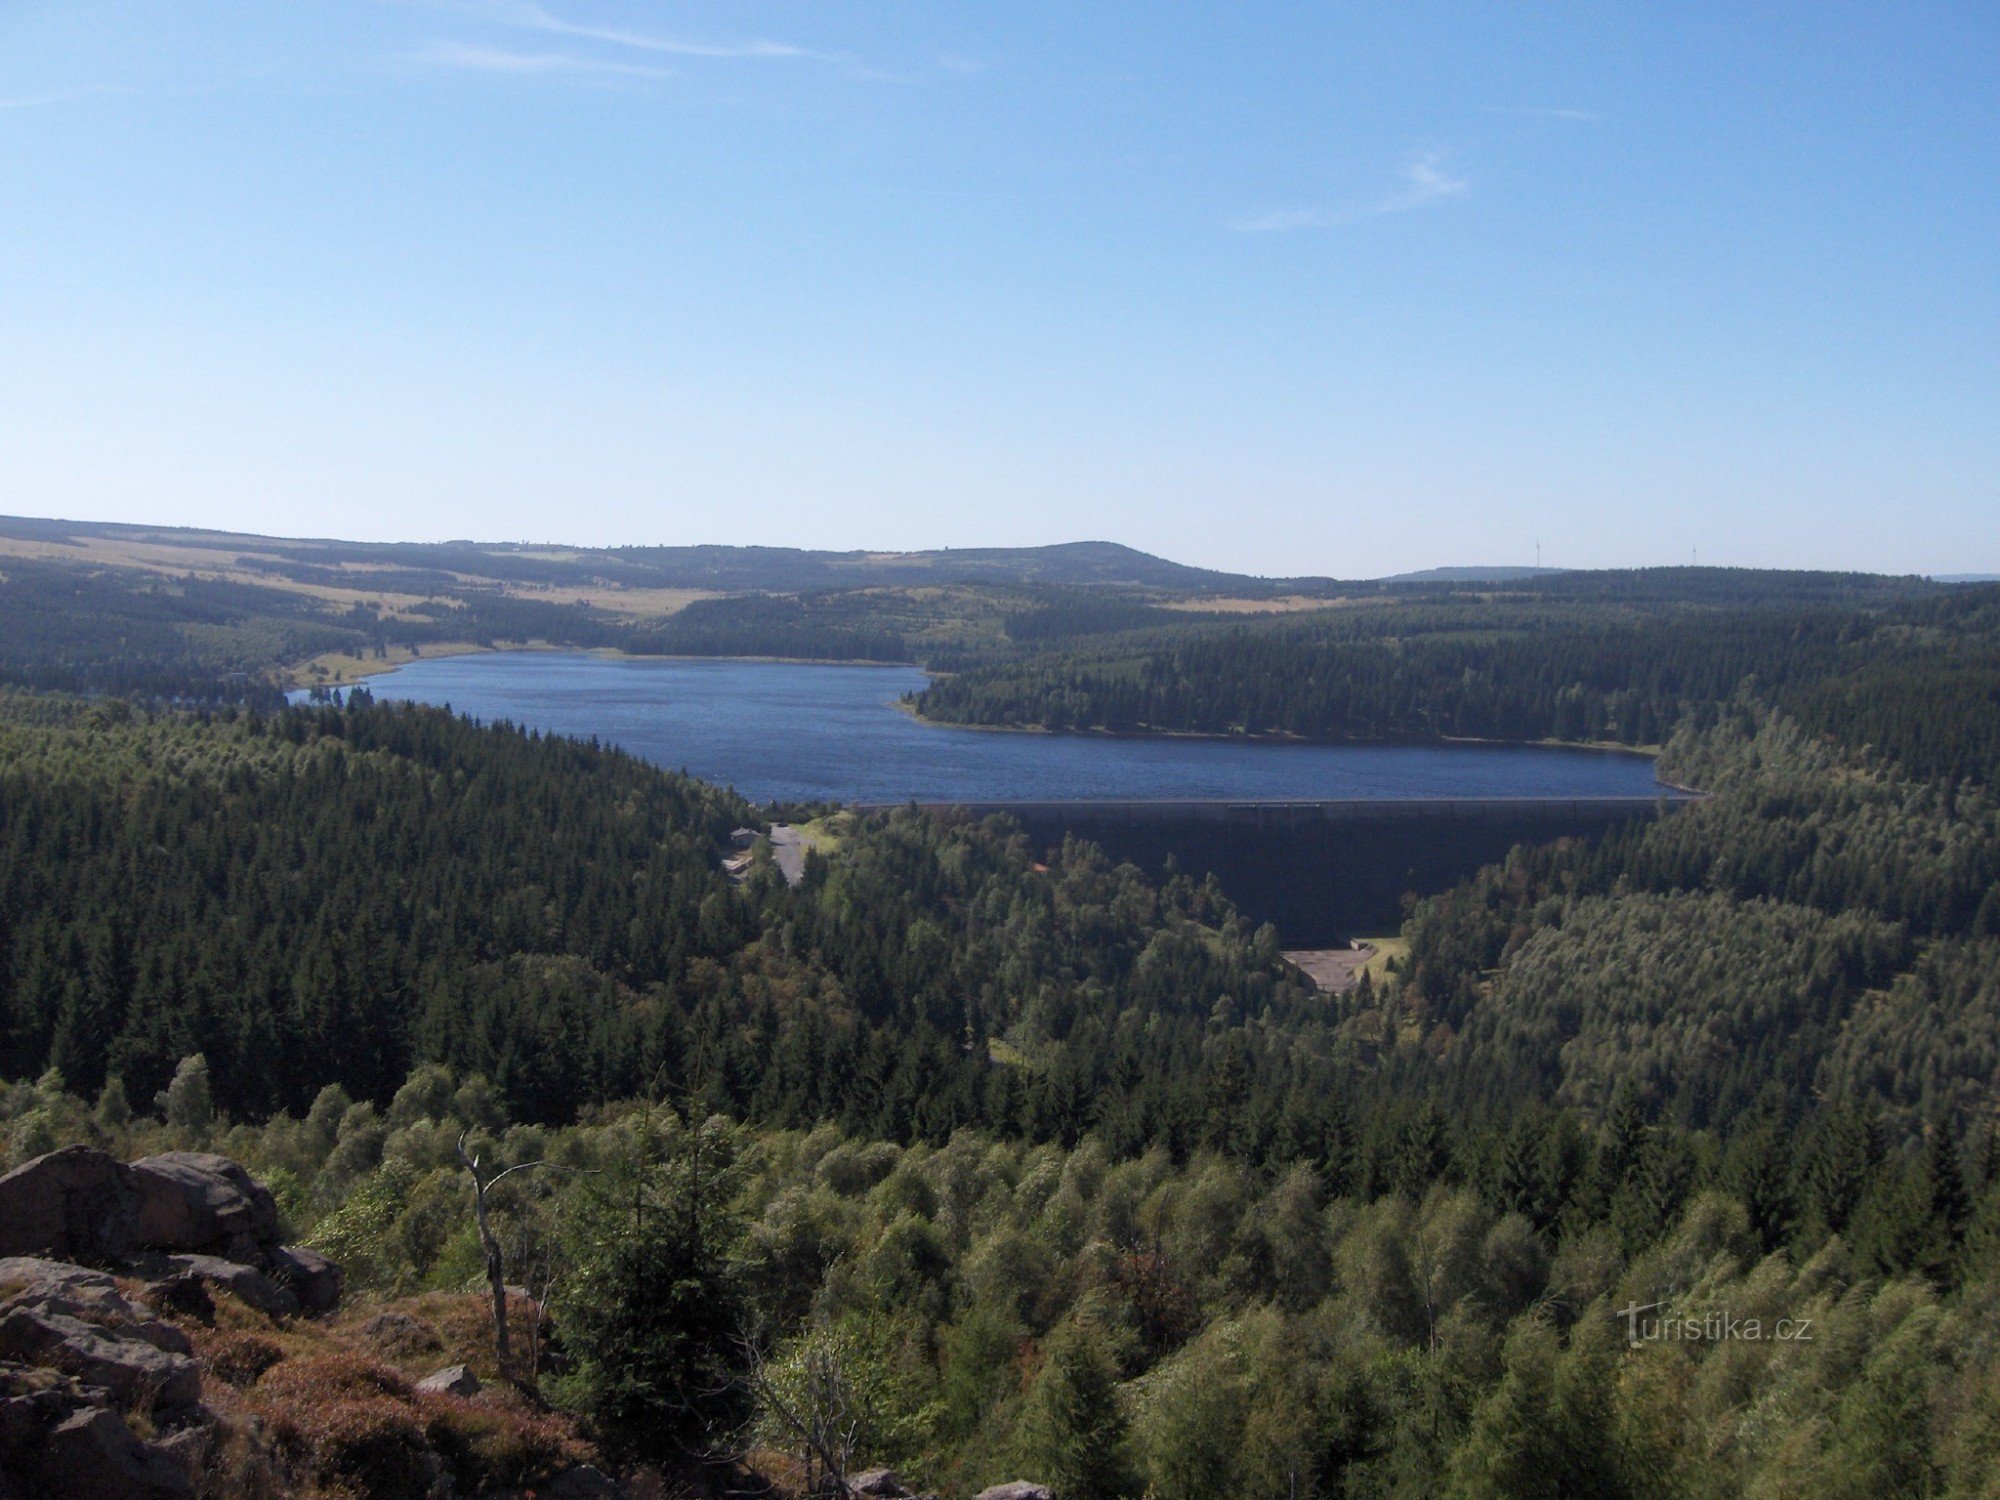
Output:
top-left (0, 1150), bottom-right (343, 1322)
top-left (0, 1256), bottom-right (128, 1309)
top-left (0, 1305), bottom-right (200, 1415)
top-left (130, 1252), bottom-right (299, 1319)
top-left (35, 1405), bottom-right (193, 1500)
top-left (0, 1257), bottom-right (192, 1355)
top-left (1, 1362), bottom-right (77, 1450)
top-left (415, 1363), bottom-right (481, 1397)
top-left (129, 1153), bottom-right (279, 1262)
top-left (0, 1146), bottom-right (143, 1260)
top-left (266, 1244), bottom-right (342, 1314)
top-left (851, 1470), bottom-right (911, 1497)
top-left (974, 1485), bottom-right (1054, 1500)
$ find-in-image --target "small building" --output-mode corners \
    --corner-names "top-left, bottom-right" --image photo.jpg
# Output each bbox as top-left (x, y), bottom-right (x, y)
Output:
top-left (728, 827), bottom-right (760, 851)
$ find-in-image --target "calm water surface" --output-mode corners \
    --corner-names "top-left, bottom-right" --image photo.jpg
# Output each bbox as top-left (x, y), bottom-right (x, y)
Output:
top-left (319, 653), bottom-right (1670, 805)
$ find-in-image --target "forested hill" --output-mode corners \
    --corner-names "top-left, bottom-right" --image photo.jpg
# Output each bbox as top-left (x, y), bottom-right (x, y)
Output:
top-left (914, 579), bottom-right (2000, 786)
top-left (6, 511), bottom-right (1975, 729)
top-left (6, 618), bottom-right (2000, 1488)
top-left (0, 690), bottom-right (1305, 1138)
top-left (8, 683), bottom-right (2000, 1492)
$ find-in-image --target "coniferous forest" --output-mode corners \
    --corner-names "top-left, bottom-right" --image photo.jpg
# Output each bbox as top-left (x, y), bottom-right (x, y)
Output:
top-left (4, 546), bottom-right (2000, 1497)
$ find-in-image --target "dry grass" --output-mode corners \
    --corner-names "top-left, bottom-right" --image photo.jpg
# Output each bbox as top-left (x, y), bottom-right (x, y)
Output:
top-left (248, 1352), bottom-right (590, 1498)
top-left (0, 531), bottom-right (718, 648)
top-left (0, 534), bottom-right (437, 617)
top-left (330, 1289), bottom-right (547, 1387)
top-left (192, 1328), bottom-right (286, 1388)
top-left (144, 1286), bottom-right (597, 1498)
top-left (491, 583), bottom-right (720, 617)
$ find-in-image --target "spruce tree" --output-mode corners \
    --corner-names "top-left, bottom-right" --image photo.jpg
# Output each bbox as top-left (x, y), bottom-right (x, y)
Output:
top-left (1016, 1319), bottom-right (1134, 1500)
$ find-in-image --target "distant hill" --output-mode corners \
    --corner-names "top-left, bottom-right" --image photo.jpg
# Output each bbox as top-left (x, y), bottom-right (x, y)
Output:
top-left (0, 516), bottom-right (1276, 595)
top-left (600, 539), bottom-right (1258, 591)
top-left (1375, 565), bottom-right (1566, 583)
top-left (0, 515), bottom-right (1956, 712)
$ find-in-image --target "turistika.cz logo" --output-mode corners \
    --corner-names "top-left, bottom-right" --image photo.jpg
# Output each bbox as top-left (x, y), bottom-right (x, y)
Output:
top-left (1617, 1300), bottom-right (1814, 1347)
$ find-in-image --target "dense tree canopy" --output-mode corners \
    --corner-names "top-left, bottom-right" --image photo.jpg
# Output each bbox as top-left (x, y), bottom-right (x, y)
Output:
top-left (5, 546), bottom-right (2000, 1494)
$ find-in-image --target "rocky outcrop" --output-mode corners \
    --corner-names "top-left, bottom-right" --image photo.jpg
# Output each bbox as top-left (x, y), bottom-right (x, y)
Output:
top-left (0, 1147), bottom-right (277, 1265)
top-left (0, 1149), bottom-right (349, 1498)
top-left (128, 1251), bottom-right (298, 1319)
top-left (128, 1152), bottom-right (279, 1262)
top-left (0, 1146), bottom-right (338, 1316)
top-left (0, 1145), bottom-right (144, 1261)
top-left (0, 1304), bottom-right (200, 1414)
top-left (267, 1242), bottom-right (343, 1313)
top-left (37, 1405), bottom-right (194, 1500)
top-left (0, 1260), bottom-right (208, 1498)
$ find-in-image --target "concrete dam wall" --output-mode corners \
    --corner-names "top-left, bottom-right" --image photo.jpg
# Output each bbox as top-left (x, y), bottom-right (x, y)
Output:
top-left (882, 796), bottom-right (1683, 946)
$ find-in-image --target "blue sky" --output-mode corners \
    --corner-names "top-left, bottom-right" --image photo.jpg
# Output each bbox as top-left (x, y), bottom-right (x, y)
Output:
top-left (1, 3), bottom-right (1994, 577)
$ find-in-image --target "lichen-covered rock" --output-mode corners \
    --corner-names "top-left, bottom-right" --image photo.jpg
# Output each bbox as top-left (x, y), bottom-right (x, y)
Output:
top-left (35, 1404), bottom-right (193, 1500)
top-left (0, 1146), bottom-right (143, 1261)
top-left (128, 1153), bottom-right (279, 1262)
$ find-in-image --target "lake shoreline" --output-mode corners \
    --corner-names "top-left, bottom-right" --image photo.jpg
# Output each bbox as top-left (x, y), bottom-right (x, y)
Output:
top-left (307, 648), bottom-right (1666, 774)
top-left (314, 651), bottom-right (1683, 806)
top-left (896, 698), bottom-right (1665, 764)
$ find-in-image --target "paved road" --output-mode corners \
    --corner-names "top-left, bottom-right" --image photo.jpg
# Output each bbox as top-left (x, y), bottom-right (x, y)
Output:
top-left (768, 825), bottom-right (807, 887)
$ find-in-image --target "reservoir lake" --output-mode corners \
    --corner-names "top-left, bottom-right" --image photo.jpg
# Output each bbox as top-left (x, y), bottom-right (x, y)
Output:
top-left (319, 653), bottom-right (1672, 807)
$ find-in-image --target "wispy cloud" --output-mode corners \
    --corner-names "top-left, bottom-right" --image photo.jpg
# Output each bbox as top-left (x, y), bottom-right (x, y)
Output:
top-left (1233, 151), bottom-right (1469, 233)
top-left (416, 0), bottom-right (826, 62)
top-left (1375, 152), bottom-right (1470, 213)
top-left (419, 41), bottom-right (672, 78)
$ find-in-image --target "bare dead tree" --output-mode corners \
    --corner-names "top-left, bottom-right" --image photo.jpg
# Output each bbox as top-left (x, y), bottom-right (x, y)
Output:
top-left (456, 1131), bottom-right (561, 1383)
